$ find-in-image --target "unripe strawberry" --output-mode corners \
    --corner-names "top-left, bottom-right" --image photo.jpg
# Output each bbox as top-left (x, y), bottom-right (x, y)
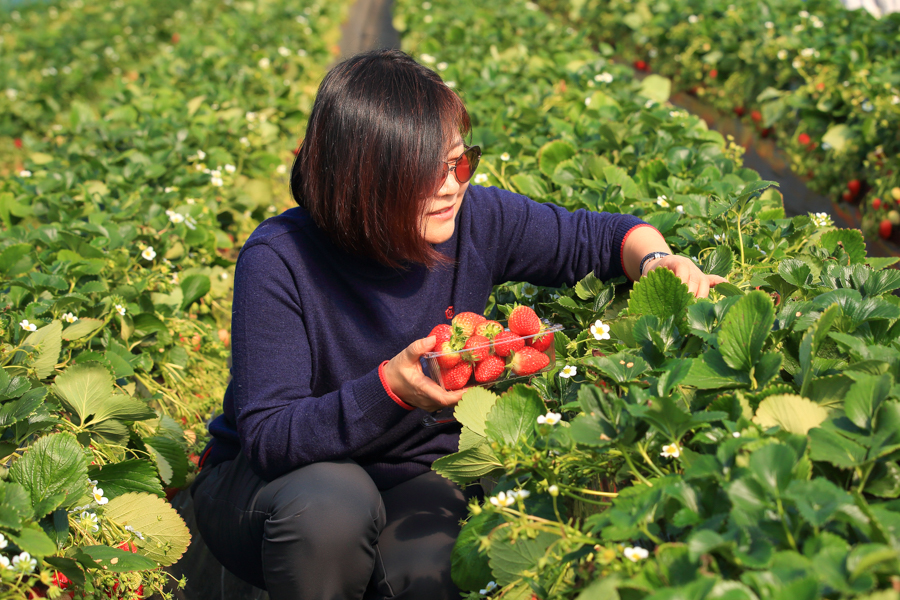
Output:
top-left (461, 335), bottom-right (491, 363)
top-left (493, 331), bottom-right (525, 357)
top-left (889, 210), bottom-right (900, 225)
top-left (218, 328), bottom-right (230, 347)
top-left (475, 355), bottom-right (506, 383)
top-left (879, 219), bottom-right (893, 240)
top-left (529, 330), bottom-right (554, 352)
top-left (451, 312), bottom-right (485, 337)
top-left (441, 361), bottom-right (472, 390)
top-left (872, 198), bottom-right (883, 211)
top-left (892, 187), bottom-right (900, 201)
top-left (508, 305), bottom-right (541, 336)
top-left (750, 110), bottom-right (762, 123)
top-left (508, 347), bottom-right (550, 376)
top-left (474, 320), bottom-right (503, 340)
top-left (429, 324), bottom-right (453, 346)
top-left (847, 179), bottom-right (861, 197)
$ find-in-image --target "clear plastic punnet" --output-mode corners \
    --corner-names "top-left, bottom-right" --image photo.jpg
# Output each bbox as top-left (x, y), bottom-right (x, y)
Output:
top-left (424, 321), bottom-right (564, 392)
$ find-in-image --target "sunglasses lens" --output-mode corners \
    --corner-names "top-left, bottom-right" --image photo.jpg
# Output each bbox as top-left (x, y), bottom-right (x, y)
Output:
top-left (455, 153), bottom-right (472, 183)
top-left (460, 146), bottom-right (481, 183)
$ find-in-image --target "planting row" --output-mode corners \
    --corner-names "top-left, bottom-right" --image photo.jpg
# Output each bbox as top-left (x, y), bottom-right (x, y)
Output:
top-left (0, 0), bottom-right (347, 597)
top-left (535, 0), bottom-right (900, 246)
top-left (396, 0), bottom-right (900, 598)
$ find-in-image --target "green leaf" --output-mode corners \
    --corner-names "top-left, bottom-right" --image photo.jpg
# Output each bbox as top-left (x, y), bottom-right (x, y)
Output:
top-left (8, 432), bottom-right (88, 512)
top-left (753, 395), bottom-right (829, 434)
top-left (52, 362), bottom-right (155, 426)
top-left (0, 370), bottom-right (31, 400)
top-left (61, 317), bottom-right (105, 341)
top-left (639, 74), bottom-right (671, 103)
top-left (144, 436), bottom-right (189, 488)
top-left (432, 443), bottom-right (503, 486)
top-left (799, 304), bottom-right (842, 397)
top-left (9, 522), bottom-right (57, 556)
top-left (821, 124), bottom-right (854, 153)
top-left (702, 246), bottom-right (733, 278)
top-left (488, 530), bottom-right (557, 586)
top-left (717, 291), bottom-right (775, 372)
top-left (0, 481), bottom-right (31, 529)
top-left (808, 427), bottom-right (867, 469)
top-left (455, 387), bottom-right (499, 439)
top-left (484, 385), bottom-right (545, 446)
top-left (627, 267), bottom-right (693, 326)
top-left (180, 274), bottom-right (211, 310)
top-left (779, 259), bottom-right (812, 288)
top-left (574, 272), bottom-right (604, 301)
top-left (844, 375), bottom-right (892, 432)
top-left (510, 173), bottom-right (549, 198)
top-left (688, 349), bottom-right (751, 390)
top-left (603, 166), bottom-right (641, 199)
top-left (749, 444), bottom-right (796, 496)
top-left (0, 387), bottom-right (47, 427)
top-left (713, 282), bottom-right (744, 297)
top-left (582, 352), bottom-right (649, 384)
top-left (21, 320), bottom-right (63, 379)
top-left (75, 545), bottom-right (157, 572)
top-left (643, 212), bottom-right (680, 235)
top-left (821, 229), bottom-right (867, 264)
top-left (451, 511), bottom-right (504, 591)
top-left (104, 492), bottom-right (192, 566)
top-left (88, 460), bottom-right (165, 500)
top-left (0, 244), bottom-right (34, 276)
top-left (43, 556), bottom-right (85, 587)
top-left (538, 140), bottom-right (576, 178)
top-left (785, 478), bottom-right (853, 527)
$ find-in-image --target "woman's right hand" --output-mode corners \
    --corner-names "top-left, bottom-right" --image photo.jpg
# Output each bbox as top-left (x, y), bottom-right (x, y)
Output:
top-left (382, 336), bottom-right (468, 412)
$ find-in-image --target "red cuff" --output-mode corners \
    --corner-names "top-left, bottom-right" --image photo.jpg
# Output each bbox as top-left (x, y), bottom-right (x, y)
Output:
top-left (378, 360), bottom-right (414, 411)
top-left (619, 223), bottom-right (661, 282)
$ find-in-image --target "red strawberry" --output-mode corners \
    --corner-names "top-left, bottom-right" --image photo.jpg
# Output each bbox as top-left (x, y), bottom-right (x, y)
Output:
top-left (848, 179), bottom-right (861, 197)
top-left (508, 305), bottom-right (541, 336)
top-left (733, 106), bottom-right (745, 117)
top-left (171, 33), bottom-right (180, 44)
top-left (429, 324), bottom-right (453, 346)
top-left (441, 361), bottom-right (472, 390)
top-left (709, 69), bottom-right (718, 79)
top-left (873, 197), bottom-right (883, 211)
top-left (750, 110), bottom-right (762, 123)
top-left (436, 340), bottom-right (463, 368)
top-left (452, 312), bottom-right (485, 337)
top-left (816, 82), bottom-right (825, 91)
top-left (634, 59), bottom-right (647, 71)
top-left (842, 191), bottom-right (853, 202)
top-left (879, 219), bottom-right (893, 239)
top-left (474, 320), bottom-right (503, 340)
top-left (13, 138), bottom-right (22, 149)
top-left (798, 133), bottom-right (811, 146)
top-left (475, 355), bottom-right (506, 383)
top-left (493, 331), bottom-right (525, 357)
top-left (508, 347), bottom-right (550, 376)
top-left (760, 127), bottom-right (773, 138)
top-left (529, 330), bottom-right (554, 352)
top-left (461, 335), bottom-right (490, 363)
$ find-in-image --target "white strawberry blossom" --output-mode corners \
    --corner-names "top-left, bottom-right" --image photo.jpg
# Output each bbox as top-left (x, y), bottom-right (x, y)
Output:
top-left (777, 49), bottom-right (788, 60)
top-left (590, 319), bottom-right (611, 341)
top-left (276, 164), bottom-right (287, 174)
top-left (500, 152), bottom-right (510, 161)
top-left (0, 533), bottom-right (7, 549)
top-left (240, 136), bottom-right (250, 146)
top-left (167, 210), bottom-right (185, 224)
top-left (793, 24), bottom-right (804, 33)
top-left (19, 170), bottom-right (32, 178)
top-left (489, 491), bottom-right (516, 507)
top-left (560, 365), bottom-right (577, 378)
top-left (63, 312), bottom-right (78, 324)
top-left (862, 101), bottom-right (874, 112)
top-left (473, 173), bottom-right (489, 184)
top-left (799, 10), bottom-right (809, 17)
top-left (584, 97), bottom-right (591, 106)
top-left (0, 556), bottom-right (10, 571)
top-left (224, 164), bottom-right (236, 173)
top-left (141, 247), bottom-right (157, 261)
top-left (521, 283), bottom-right (538, 298)
top-left (437, 62), bottom-right (448, 71)
top-left (676, 205), bottom-right (684, 213)
top-left (258, 57), bottom-right (270, 69)
top-left (420, 53), bottom-right (436, 64)
top-left (115, 304), bottom-right (126, 316)
top-left (800, 48), bottom-right (815, 58)
top-left (656, 196), bottom-right (670, 208)
top-left (714, 233), bottom-right (723, 242)
top-left (12, 552), bottom-right (36, 573)
top-left (623, 546), bottom-right (649, 562)
top-left (548, 484), bottom-right (559, 496)
top-left (445, 81), bottom-right (456, 88)
top-left (732, 431), bottom-right (741, 438)
top-left (764, 21), bottom-right (774, 29)
top-left (525, 0), bottom-right (538, 8)
top-left (479, 581), bottom-right (498, 595)
top-left (595, 72), bottom-right (613, 83)
top-left (80, 511), bottom-right (100, 532)
top-left (92, 486), bottom-right (109, 505)
top-left (19, 319), bottom-right (37, 332)
top-left (278, 46), bottom-right (291, 57)
top-left (893, 96), bottom-right (900, 105)
top-left (810, 212), bottom-right (832, 227)
top-left (688, 14), bottom-right (698, 23)
top-left (537, 411), bottom-right (562, 425)
top-left (660, 443), bottom-right (681, 458)
top-left (792, 59), bottom-right (802, 69)
top-left (5, 89), bottom-right (18, 100)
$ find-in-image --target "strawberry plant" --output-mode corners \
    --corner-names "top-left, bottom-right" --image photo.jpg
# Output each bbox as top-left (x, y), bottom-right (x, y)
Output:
top-left (397, 0), bottom-right (900, 597)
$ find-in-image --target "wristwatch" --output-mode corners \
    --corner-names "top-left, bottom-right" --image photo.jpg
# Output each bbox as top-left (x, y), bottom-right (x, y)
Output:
top-left (639, 251), bottom-right (670, 277)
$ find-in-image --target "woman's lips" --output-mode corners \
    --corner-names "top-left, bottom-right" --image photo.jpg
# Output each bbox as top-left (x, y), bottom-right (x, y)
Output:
top-left (427, 205), bottom-right (455, 220)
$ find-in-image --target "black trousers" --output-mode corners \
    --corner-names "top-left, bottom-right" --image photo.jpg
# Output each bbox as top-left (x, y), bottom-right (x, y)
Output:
top-left (191, 452), bottom-right (482, 600)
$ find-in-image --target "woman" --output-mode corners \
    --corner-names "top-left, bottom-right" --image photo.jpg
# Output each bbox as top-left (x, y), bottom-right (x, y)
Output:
top-left (191, 49), bottom-right (723, 599)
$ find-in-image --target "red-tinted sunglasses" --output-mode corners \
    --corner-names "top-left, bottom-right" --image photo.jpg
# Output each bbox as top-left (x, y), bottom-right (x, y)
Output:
top-left (440, 144), bottom-right (481, 185)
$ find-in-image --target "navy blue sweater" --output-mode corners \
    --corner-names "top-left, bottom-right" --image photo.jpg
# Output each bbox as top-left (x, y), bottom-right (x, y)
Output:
top-left (205, 184), bottom-right (646, 490)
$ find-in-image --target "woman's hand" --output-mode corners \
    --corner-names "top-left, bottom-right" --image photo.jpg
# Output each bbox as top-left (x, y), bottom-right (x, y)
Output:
top-left (644, 254), bottom-right (726, 298)
top-left (382, 336), bottom-right (468, 412)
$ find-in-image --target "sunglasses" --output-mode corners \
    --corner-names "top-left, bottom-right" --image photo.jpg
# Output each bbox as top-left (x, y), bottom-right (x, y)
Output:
top-left (440, 144), bottom-right (481, 185)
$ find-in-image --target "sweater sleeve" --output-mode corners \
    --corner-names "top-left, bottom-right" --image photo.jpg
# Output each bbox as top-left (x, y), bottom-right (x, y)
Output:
top-left (230, 243), bottom-right (412, 481)
top-left (473, 187), bottom-right (648, 287)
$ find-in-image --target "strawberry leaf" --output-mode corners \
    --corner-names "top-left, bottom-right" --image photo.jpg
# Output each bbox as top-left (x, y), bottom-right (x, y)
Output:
top-left (628, 267), bottom-right (693, 329)
top-left (717, 291), bottom-right (775, 372)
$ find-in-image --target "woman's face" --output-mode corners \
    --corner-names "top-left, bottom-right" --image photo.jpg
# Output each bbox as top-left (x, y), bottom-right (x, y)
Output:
top-left (421, 142), bottom-right (469, 245)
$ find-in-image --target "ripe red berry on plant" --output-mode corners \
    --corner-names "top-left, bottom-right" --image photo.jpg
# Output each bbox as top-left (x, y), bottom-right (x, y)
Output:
top-left (879, 219), bottom-right (893, 240)
top-left (797, 133), bottom-right (811, 146)
top-left (750, 110), bottom-right (762, 123)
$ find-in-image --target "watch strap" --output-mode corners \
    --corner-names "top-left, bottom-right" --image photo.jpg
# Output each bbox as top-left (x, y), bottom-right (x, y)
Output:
top-left (639, 251), bottom-right (670, 277)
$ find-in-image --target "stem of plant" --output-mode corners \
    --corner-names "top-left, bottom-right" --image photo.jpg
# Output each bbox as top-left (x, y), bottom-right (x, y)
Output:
top-left (618, 444), bottom-right (654, 487)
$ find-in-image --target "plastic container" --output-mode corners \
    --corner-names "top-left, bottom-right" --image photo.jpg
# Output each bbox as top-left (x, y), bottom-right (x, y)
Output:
top-left (424, 321), bottom-right (564, 391)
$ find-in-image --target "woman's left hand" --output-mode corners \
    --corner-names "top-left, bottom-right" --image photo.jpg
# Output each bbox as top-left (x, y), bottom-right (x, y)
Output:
top-left (643, 254), bottom-right (727, 299)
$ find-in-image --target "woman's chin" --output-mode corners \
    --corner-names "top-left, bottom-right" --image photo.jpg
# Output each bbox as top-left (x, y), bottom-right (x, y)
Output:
top-left (423, 221), bottom-right (456, 245)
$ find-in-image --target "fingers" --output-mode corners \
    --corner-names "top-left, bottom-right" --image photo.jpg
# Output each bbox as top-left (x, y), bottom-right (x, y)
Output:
top-left (707, 275), bottom-right (728, 286)
top-left (673, 262), bottom-right (699, 296)
top-left (405, 335), bottom-right (436, 361)
top-left (698, 274), bottom-right (710, 299)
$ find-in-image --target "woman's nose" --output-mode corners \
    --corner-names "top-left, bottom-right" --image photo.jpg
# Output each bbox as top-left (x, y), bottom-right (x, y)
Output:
top-left (437, 171), bottom-right (461, 197)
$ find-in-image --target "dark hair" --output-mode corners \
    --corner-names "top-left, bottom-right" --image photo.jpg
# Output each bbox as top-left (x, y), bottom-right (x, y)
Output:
top-left (290, 49), bottom-right (470, 268)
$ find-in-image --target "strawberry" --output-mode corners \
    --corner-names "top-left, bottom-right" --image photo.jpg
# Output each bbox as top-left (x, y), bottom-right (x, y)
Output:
top-left (118, 541), bottom-right (138, 553)
top-left (879, 219), bottom-right (893, 240)
top-left (493, 331), bottom-right (525, 357)
top-left (474, 320), bottom-right (503, 340)
top-left (508, 347), bottom-right (550, 376)
top-left (892, 187), bottom-right (900, 201)
top-left (13, 138), bottom-right (22, 149)
top-left (475, 355), bottom-right (506, 383)
top-left (750, 110), bottom-right (762, 123)
top-left (634, 59), bottom-right (647, 71)
top-left (797, 133), bottom-right (811, 146)
top-left (452, 311), bottom-right (485, 337)
top-left (873, 198), bottom-right (883, 211)
top-left (429, 324), bottom-right (453, 346)
top-left (171, 33), bottom-right (180, 44)
top-left (848, 179), bottom-right (861, 197)
top-left (842, 190), bottom-right (853, 202)
top-left (816, 82), bottom-right (825, 91)
top-left (733, 106), bottom-right (745, 117)
top-left (508, 305), bottom-right (541, 336)
top-left (889, 210), bottom-right (900, 225)
top-left (529, 329), bottom-right (554, 352)
top-left (760, 127), bottom-right (773, 138)
top-left (441, 361), bottom-right (472, 390)
top-left (436, 339), bottom-right (463, 369)
top-left (461, 335), bottom-right (491, 363)
top-left (709, 69), bottom-right (718, 79)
